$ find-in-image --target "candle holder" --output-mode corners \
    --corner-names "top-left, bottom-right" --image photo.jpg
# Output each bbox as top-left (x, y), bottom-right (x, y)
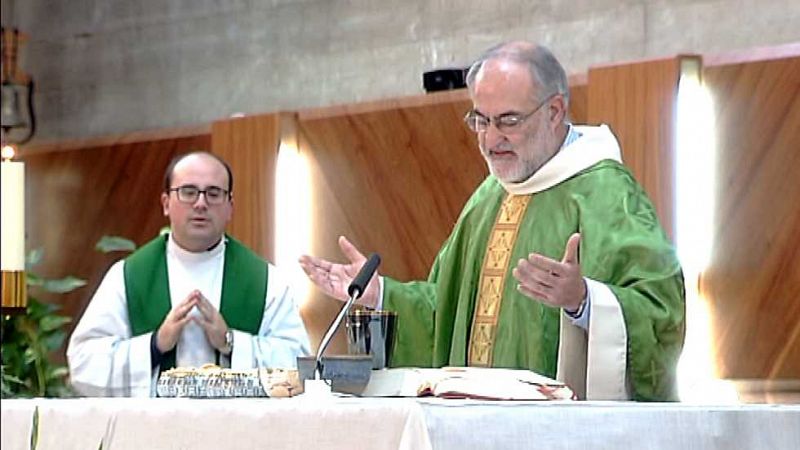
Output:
top-left (1, 272), bottom-right (26, 314)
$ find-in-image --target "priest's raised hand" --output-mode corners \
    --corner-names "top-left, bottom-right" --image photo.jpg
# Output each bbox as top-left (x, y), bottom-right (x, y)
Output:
top-left (511, 232), bottom-right (588, 314)
top-left (298, 236), bottom-right (381, 308)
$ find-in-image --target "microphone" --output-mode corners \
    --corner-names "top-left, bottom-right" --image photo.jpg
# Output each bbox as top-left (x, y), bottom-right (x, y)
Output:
top-left (347, 253), bottom-right (382, 299)
top-left (314, 253), bottom-right (381, 381)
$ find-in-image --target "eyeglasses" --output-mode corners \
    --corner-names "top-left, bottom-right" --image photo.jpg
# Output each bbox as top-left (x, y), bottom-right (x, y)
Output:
top-left (464, 94), bottom-right (556, 134)
top-left (168, 185), bottom-right (230, 205)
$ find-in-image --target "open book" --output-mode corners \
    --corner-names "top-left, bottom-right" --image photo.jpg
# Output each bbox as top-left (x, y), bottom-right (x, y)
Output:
top-left (361, 367), bottom-right (574, 401)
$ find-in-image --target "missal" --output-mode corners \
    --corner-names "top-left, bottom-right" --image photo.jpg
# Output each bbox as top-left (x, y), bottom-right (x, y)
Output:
top-left (156, 364), bottom-right (303, 398)
top-left (360, 366), bottom-right (575, 400)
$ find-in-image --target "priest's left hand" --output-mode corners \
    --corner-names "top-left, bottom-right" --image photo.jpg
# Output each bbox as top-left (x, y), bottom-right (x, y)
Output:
top-left (512, 233), bottom-right (587, 312)
top-left (193, 292), bottom-right (230, 352)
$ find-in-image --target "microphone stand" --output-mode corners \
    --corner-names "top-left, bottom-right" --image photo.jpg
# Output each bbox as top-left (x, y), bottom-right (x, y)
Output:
top-left (313, 296), bottom-right (357, 381)
top-left (313, 253), bottom-right (381, 381)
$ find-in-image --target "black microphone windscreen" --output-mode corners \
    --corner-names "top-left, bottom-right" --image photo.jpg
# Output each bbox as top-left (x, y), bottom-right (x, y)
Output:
top-left (347, 253), bottom-right (381, 299)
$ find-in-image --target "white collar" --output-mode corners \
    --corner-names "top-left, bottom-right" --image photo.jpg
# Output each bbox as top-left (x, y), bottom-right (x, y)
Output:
top-left (166, 233), bottom-right (226, 262)
top-left (497, 124), bottom-right (623, 195)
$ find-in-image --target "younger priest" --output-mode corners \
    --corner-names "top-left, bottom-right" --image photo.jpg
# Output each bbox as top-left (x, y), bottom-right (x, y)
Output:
top-left (68, 151), bottom-right (310, 396)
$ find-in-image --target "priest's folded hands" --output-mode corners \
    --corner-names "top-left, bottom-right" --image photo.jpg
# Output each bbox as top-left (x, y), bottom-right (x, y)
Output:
top-left (155, 290), bottom-right (232, 355)
top-left (155, 292), bottom-right (199, 353)
top-left (192, 291), bottom-right (233, 354)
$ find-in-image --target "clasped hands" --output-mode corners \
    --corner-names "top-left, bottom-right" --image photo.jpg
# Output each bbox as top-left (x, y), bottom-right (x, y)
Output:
top-left (297, 233), bottom-right (586, 313)
top-left (156, 290), bottom-right (231, 355)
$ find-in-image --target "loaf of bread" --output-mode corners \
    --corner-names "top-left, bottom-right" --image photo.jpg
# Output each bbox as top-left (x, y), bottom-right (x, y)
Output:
top-left (157, 365), bottom-right (303, 398)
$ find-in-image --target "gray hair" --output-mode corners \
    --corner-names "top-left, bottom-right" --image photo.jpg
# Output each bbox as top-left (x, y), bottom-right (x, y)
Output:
top-left (465, 42), bottom-right (570, 108)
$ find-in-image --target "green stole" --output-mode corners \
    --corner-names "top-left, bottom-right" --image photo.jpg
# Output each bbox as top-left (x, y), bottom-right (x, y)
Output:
top-left (124, 234), bottom-right (268, 370)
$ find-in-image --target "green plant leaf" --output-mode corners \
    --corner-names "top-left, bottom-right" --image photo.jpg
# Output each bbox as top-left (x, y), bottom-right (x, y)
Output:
top-left (5, 229), bottom-right (136, 399)
top-left (1, 365), bottom-right (25, 398)
top-left (47, 383), bottom-right (74, 398)
top-left (26, 300), bottom-right (59, 319)
top-left (42, 331), bottom-right (66, 352)
top-left (23, 347), bottom-right (38, 365)
top-left (40, 315), bottom-right (71, 332)
top-left (46, 366), bottom-right (69, 381)
top-left (25, 248), bottom-right (43, 269)
top-left (40, 330), bottom-right (67, 352)
top-left (26, 273), bottom-right (43, 287)
top-left (1, 373), bottom-right (22, 397)
top-left (95, 236), bottom-right (137, 253)
top-left (1, 372), bottom-right (24, 385)
top-left (4, 298), bottom-right (73, 398)
top-left (41, 276), bottom-right (87, 294)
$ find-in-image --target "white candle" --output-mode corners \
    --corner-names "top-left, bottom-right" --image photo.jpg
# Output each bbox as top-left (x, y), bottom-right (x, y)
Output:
top-left (1, 158), bottom-right (25, 271)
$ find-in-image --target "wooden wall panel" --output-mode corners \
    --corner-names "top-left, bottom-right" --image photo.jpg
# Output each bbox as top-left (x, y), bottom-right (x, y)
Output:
top-left (296, 93), bottom-right (486, 351)
top-left (22, 134), bottom-right (211, 360)
top-left (587, 57), bottom-right (684, 240)
top-left (702, 56), bottom-right (800, 379)
top-left (568, 80), bottom-right (588, 124)
top-left (211, 113), bottom-right (280, 261)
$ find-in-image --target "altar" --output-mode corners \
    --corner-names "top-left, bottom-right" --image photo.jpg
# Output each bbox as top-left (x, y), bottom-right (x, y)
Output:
top-left (3, 397), bottom-right (798, 450)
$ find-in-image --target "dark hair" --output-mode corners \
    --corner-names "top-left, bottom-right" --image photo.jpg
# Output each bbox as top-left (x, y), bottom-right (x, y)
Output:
top-left (163, 151), bottom-right (233, 193)
top-left (466, 41), bottom-right (570, 109)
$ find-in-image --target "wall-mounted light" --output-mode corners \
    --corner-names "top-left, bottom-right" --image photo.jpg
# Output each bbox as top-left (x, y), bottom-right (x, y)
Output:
top-left (673, 57), bottom-right (734, 403)
top-left (275, 114), bottom-right (313, 307)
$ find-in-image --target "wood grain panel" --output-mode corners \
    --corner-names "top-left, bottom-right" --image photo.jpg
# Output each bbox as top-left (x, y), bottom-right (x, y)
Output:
top-left (297, 97), bottom-right (486, 352)
top-left (587, 57), bottom-right (684, 240)
top-left (211, 113), bottom-right (280, 261)
top-left (21, 135), bottom-right (211, 361)
top-left (702, 55), bottom-right (800, 379)
top-left (24, 125), bottom-right (211, 155)
top-left (568, 77), bottom-right (588, 124)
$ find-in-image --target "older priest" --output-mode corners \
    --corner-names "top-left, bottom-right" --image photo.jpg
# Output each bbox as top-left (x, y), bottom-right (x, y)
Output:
top-left (300, 42), bottom-right (685, 401)
top-left (68, 151), bottom-right (310, 397)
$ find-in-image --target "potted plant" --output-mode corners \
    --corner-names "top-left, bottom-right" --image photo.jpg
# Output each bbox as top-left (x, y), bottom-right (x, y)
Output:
top-left (1, 236), bottom-right (136, 398)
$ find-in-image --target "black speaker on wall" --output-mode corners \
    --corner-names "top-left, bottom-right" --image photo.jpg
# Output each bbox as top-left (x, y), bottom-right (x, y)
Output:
top-left (423, 68), bottom-right (468, 93)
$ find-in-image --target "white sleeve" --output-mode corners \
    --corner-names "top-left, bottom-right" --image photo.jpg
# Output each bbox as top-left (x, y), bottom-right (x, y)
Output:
top-left (230, 264), bottom-right (311, 370)
top-left (374, 276), bottom-right (385, 310)
top-left (66, 260), bottom-right (155, 397)
top-left (562, 277), bottom-right (593, 330)
top-left (585, 277), bottom-right (629, 400)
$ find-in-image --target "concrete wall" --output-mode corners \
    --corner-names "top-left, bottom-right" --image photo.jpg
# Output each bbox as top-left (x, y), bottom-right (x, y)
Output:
top-left (2, 0), bottom-right (799, 143)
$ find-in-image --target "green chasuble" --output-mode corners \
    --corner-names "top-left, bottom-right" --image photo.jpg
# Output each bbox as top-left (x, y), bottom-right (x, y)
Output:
top-left (384, 159), bottom-right (685, 401)
top-left (123, 234), bottom-right (267, 370)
